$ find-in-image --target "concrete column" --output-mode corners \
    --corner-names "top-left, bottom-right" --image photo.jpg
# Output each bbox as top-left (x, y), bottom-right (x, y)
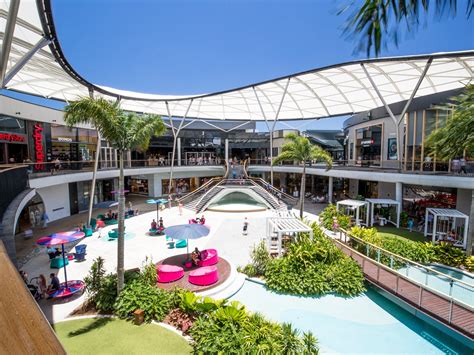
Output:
top-left (395, 182), bottom-right (403, 205)
top-left (280, 173), bottom-right (287, 189)
top-left (225, 138), bottom-right (229, 162)
top-left (311, 174), bottom-right (315, 194)
top-left (177, 138), bottom-right (181, 166)
top-left (147, 174), bottom-right (163, 198)
top-left (328, 176), bottom-right (333, 204)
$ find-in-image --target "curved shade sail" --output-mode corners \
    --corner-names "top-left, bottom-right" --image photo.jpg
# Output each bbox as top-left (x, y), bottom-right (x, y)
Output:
top-left (0, 0), bottom-right (473, 121)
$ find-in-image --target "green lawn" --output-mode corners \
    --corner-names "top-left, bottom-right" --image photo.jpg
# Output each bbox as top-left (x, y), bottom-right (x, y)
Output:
top-left (374, 226), bottom-right (426, 243)
top-left (54, 318), bottom-right (191, 355)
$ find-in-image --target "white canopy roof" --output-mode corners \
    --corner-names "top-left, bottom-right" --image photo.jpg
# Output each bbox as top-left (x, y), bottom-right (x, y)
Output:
top-left (337, 199), bottom-right (368, 207)
top-left (366, 198), bottom-right (401, 206)
top-left (267, 217), bottom-right (312, 233)
top-left (426, 208), bottom-right (468, 218)
top-left (1, 0), bottom-right (473, 121)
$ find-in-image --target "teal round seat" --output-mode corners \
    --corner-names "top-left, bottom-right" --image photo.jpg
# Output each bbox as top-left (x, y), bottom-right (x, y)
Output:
top-left (50, 257), bottom-right (69, 269)
top-left (108, 230), bottom-right (118, 239)
top-left (175, 239), bottom-right (187, 248)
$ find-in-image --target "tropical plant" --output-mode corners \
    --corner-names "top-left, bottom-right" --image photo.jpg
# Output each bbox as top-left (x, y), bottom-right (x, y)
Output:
top-left (465, 256), bottom-right (474, 272)
top-left (265, 225), bottom-right (366, 296)
top-left (64, 97), bottom-right (166, 292)
top-left (83, 257), bottom-right (117, 313)
top-left (425, 85), bottom-right (474, 160)
top-left (431, 242), bottom-right (467, 267)
top-left (339, 0), bottom-right (473, 56)
top-left (239, 240), bottom-right (272, 277)
top-left (139, 256), bottom-right (157, 286)
top-left (319, 204), bottom-right (351, 230)
top-left (114, 280), bottom-right (173, 322)
top-left (273, 133), bottom-right (332, 218)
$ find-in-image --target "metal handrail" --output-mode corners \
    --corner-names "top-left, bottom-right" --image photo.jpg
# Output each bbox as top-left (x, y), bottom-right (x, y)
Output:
top-left (332, 237), bottom-right (474, 312)
top-left (339, 228), bottom-right (473, 290)
top-left (249, 177), bottom-right (298, 203)
top-left (177, 177), bottom-right (223, 203)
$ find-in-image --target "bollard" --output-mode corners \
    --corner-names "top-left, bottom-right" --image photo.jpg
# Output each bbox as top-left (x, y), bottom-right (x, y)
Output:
top-left (134, 309), bottom-right (145, 325)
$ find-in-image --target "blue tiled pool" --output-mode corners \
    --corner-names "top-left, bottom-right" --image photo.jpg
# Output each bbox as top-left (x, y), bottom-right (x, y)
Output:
top-left (230, 280), bottom-right (472, 354)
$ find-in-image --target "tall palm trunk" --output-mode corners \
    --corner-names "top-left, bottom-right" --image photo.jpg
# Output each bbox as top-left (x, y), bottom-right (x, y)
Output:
top-left (299, 164), bottom-right (306, 219)
top-left (117, 150), bottom-right (125, 292)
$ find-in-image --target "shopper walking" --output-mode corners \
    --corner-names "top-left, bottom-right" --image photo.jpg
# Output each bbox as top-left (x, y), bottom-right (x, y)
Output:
top-left (243, 217), bottom-right (249, 236)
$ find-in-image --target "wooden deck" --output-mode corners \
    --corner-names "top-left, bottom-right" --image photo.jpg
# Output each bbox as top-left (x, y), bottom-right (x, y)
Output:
top-left (333, 240), bottom-right (474, 340)
top-left (156, 253), bottom-right (231, 292)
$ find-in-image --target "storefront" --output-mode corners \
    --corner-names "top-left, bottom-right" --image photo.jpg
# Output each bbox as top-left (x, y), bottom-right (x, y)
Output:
top-left (69, 179), bottom-right (116, 214)
top-left (127, 176), bottom-right (149, 195)
top-left (355, 124), bottom-right (382, 166)
top-left (50, 125), bottom-right (98, 169)
top-left (0, 115), bottom-right (29, 164)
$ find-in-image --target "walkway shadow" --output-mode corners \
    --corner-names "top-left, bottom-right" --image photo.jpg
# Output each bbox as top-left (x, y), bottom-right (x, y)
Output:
top-left (67, 317), bottom-right (113, 337)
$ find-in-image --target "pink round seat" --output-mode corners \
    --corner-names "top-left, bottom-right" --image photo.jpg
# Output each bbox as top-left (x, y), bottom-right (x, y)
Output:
top-left (188, 266), bottom-right (218, 286)
top-left (197, 248), bottom-right (219, 267)
top-left (157, 264), bottom-right (184, 283)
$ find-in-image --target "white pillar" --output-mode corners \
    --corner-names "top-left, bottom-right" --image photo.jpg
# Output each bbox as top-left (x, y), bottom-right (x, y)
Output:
top-left (424, 209), bottom-right (429, 236)
top-left (147, 174), bottom-right (163, 198)
top-left (225, 138), bottom-right (229, 163)
top-left (395, 182), bottom-right (402, 205)
top-left (328, 176), bottom-right (333, 204)
top-left (177, 138), bottom-right (181, 166)
top-left (370, 202), bottom-right (374, 226)
top-left (356, 207), bottom-right (360, 226)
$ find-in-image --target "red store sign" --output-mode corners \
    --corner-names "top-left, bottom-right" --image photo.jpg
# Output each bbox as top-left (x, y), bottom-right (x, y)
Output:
top-left (0, 132), bottom-right (26, 143)
top-left (32, 124), bottom-right (45, 170)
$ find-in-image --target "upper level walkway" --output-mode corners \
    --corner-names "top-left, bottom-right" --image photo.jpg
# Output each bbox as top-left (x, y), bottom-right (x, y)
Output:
top-left (248, 162), bottom-right (474, 190)
top-left (330, 228), bottom-right (473, 340)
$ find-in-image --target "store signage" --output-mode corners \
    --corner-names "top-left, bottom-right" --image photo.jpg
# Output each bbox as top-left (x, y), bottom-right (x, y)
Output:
top-left (0, 132), bottom-right (26, 143)
top-left (361, 139), bottom-right (374, 146)
top-left (32, 124), bottom-right (45, 170)
top-left (57, 137), bottom-right (73, 142)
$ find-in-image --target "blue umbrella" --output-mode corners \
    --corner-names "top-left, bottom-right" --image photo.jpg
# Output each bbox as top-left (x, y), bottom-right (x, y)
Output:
top-left (164, 223), bottom-right (210, 259)
top-left (147, 199), bottom-right (169, 221)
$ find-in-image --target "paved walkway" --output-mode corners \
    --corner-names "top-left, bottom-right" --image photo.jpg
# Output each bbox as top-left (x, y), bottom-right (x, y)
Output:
top-left (21, 198), bottom-right (325, 324)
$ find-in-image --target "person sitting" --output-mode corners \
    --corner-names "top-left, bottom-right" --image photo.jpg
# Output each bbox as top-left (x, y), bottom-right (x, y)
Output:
top-left (47, 247), bottom-right (61, 259)
top-left (150, 219), bottom-right (157, 231)
top-left (199, 215), bottom-right (206, 224)
top-left (159, 217), bottom-right (164, 231)
top-left (19, 270), bottom-right (28, 284)
top-left (446, 230), bottom-right (456, 243)
top-left (47, 273), bottom-right (60, 296)
top-left (191, 247), bottom-right (202, 265)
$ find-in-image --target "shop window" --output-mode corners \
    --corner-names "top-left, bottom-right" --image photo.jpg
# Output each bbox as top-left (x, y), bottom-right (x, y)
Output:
top-left (355, 125), bottom-right (382, 166)
top-left (0, 115), bottom-right (26, 134)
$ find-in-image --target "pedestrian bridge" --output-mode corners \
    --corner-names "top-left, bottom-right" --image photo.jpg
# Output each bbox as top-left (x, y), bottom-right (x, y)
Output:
top-left (333, 230), bottom-right (474, 342)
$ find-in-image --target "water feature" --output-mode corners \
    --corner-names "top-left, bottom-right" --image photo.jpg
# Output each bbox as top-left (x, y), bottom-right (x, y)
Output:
top-left (207, 191), bottom-right (267, 212)
top-left (230, 280), bottom-right (473, 354)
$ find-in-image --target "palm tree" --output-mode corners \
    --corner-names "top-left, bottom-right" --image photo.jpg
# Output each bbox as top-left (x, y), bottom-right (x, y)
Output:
top-left (64, 97), bottom-right (166, 292)
top-left (340, 0), bottom-right (472, 56)
top-left (425, 84), bottom-right (474, 160)
top-left (272, 133), bottom-right (332, 218)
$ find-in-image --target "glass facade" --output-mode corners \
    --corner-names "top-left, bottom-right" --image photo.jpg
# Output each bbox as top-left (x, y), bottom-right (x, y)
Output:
top-left (50, 124), bottom-right (97, 166)
top-left (404, 108), bottom-right (452, 171)
top-left (355, 124), bottom-right (382, 166)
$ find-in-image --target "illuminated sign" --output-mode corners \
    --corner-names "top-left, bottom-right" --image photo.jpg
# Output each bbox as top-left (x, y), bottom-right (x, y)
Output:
top-left (361, 139), bottom-right (374, 146)
top-left (0, 132), bottom-right (26, 143)
top-left (32, 124), bottom-right (45, 170)
top-left (57, 137), bottom-right (73, 142)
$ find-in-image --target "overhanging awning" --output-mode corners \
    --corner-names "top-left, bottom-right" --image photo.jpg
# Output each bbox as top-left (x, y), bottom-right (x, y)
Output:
top-left (0, 1), bottom-right (473, 121)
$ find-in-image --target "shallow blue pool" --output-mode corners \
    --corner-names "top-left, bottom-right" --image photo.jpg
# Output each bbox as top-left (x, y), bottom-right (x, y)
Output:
top-left (230, 280), bottom-right (472, 354)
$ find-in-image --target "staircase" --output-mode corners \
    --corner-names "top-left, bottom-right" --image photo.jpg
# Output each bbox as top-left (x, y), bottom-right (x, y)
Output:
top-left (193, 185), bottom-right (225, 212)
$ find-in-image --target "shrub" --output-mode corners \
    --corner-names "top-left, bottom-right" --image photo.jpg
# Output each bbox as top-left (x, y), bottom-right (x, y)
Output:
top-left (114, 280), bottom-right (173, 322)
top-left (139, 256), bottom-right (157, 286)
top-left (431, 243), bottom-right (466, 267)
top-left (83, 257), bottom-right (117, 313)
top-left (319, 204), bottom-right (351, 230)
top-left (464, 256), bottom-right (474, 272)
top-left (264, 225), bottom-right (366, 297)
top-left (239, 240), bottom-right (271, 277)
top-left (189, 302), bottom-right (319, 354)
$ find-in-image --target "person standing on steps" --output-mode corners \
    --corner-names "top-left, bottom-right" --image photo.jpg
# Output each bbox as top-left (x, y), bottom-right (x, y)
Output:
top-left (243, 217), bottom-right (249, 236)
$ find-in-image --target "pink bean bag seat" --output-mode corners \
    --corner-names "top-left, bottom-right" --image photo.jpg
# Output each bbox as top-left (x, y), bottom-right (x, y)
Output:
top-left (197, 249), bottom-right (219, 267)
top-left (188, 266), bottom-right (218, 286)
top-left (157, 264), bottom-right (184, 283)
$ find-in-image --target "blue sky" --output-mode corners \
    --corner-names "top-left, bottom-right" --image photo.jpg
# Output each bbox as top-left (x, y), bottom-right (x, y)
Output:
top-left (4, 0), bottom-right (474, 131)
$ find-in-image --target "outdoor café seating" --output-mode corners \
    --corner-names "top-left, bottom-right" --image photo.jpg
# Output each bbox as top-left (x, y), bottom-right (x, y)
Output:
top-left (197, 248), bottom-right (218, 267)
top-left (188, 265), bottom-right (218, 286)
top-left (167, 239), bottom-right (187, 249)
top-left (157, 264), bottom-right (184, 283)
